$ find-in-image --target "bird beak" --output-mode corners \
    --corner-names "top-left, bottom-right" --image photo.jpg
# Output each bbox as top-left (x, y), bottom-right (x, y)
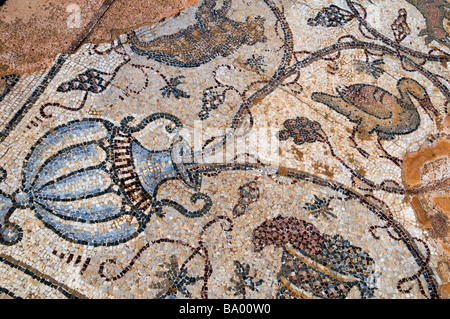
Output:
top-left (419, 95), bottom-right (439, 120)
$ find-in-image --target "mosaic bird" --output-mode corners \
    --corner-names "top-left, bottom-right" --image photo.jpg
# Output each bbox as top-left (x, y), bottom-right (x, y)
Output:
top-left (252, 216), bottom-right (376, 299)
top-left (311, 78), bottom-right (439, 164)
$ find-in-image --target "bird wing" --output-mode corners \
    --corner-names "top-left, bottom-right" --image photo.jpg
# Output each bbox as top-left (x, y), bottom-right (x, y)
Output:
top-left (337, 84), bottom-right (395, 120)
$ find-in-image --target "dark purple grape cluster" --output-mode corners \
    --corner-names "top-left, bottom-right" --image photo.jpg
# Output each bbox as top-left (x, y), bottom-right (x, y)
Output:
top-left (232, 181), bottom-right (260, 218)
top-left (57, 69), bottom-right (107, 94)
top-left (307, 5), bottom-right (354, 28)
top-left (198, 87), bottom-right (225, 120)
top-left (278, 116), bottom-right (323, 145)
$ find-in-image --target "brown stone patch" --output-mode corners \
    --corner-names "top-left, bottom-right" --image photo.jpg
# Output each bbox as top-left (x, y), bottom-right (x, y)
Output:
top-left (430, 213), bottom-right (449, 238)
top-left (440, 282), bottom-right (450, 299)
top-left (277, 165), bottom-right (289, 177)
top-left (291, 145), bottom-right (304, 162)
top-left (355, 166), bottom-right (366, 177)
top-left (402, 137), bottom-right (449, 189)
top-left (0, 0), bottom-right (200, 77)
top-left (443, 115), bottom-right (450, 132)
top-left (409, 196), bottom-right (432, 229)
top-left (0, 0), bottom-right (105, 76)
top-left (84, 0), bottom-right (200, 44)
top-left (356, 128), bottom-right (373, 141)
top-left (403, 137), bottom-right (450, 242)
top-left (432, 195), bottom-right (450, 215)
top-left (312, 161), bottom-right (334, 178)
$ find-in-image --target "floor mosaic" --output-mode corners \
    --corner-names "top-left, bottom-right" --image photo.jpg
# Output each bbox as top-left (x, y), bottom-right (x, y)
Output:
top-left (0, 0), bottom-right (449, 299)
